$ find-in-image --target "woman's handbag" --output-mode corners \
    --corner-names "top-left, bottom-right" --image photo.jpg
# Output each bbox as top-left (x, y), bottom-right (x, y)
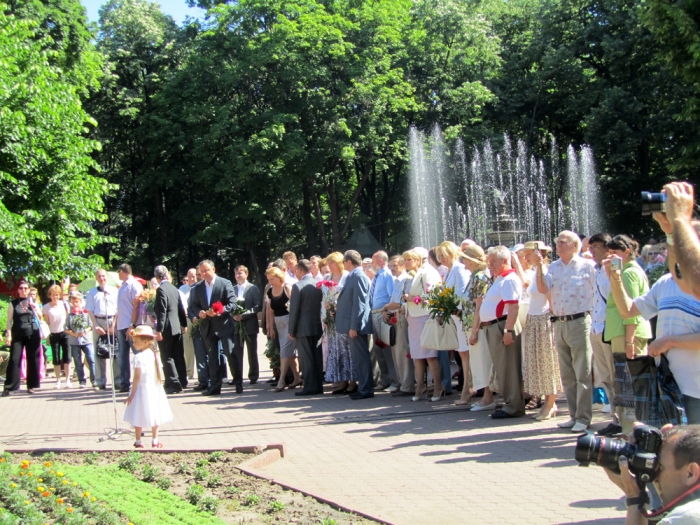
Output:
top-left (627, 354), bottom-right (687, 427)
top-left (420, 318), bottom-right (459, 350)
top-left (32, 307), bottom-right (50, 339)
top-left (380, 319), bottom-right (396, 347)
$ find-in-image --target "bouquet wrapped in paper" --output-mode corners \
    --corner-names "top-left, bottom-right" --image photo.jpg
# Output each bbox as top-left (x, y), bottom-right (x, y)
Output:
top-left (316, 280), bottom-right (338, 335)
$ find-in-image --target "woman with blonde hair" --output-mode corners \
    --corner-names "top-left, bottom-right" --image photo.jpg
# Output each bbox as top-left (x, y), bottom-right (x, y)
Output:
top-left (436, 241), bottom-right (472, 405)
top-left (322, 252), bottom-right (357, 395)
top-left (403, 248), bottom-right (444, 402)
top-left (42, 284), bottom-right (72, 388)
top-left (266, 267), bottom-right (302, 392)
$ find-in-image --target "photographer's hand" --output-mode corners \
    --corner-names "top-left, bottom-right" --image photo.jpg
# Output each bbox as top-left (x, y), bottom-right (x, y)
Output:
top-left (604, 457), bottom-right (642, 498)
top-left (652, 211), bottom-right (673, 234)
top-left (664, 182), bottom-right (694, 223)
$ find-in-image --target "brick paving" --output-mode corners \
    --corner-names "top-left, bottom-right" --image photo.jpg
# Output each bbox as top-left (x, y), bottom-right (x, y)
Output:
top-left (0, 335), bottom-right (625, 525)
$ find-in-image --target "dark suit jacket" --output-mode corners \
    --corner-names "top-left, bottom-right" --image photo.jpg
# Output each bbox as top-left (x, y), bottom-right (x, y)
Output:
top-left (288, 274), bottom-right (323, 337)
top-left (233, 282), bottom-right (262, 335)
top-left (336, 267), bottom-right (372, 335)
top-left (188, 275), bottom-right (236, 339)
top-left (154, 280), bottom-right (187, 337)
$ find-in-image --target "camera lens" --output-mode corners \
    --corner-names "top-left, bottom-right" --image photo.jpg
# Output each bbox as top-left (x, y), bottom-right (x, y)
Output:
top-left (641, 192), bottom-right (667, 216)
top-left (575, 434), bottom-right (632, 473)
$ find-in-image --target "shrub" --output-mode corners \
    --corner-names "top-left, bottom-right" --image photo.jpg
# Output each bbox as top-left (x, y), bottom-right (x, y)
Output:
top-left (83, 452), bottom-right (99, 465)
top-left (198, 496), bottom-right (219, 515)
top-left (193, 467), bottom-right (208, 482)
top-left (225, 486), bottom-right (240, 495)
top-left (140, 464), bottom-right (160, 483)
top-left (270, 501), bottom-right (285, 512)
top-left (117, 451), bottom-right (141, 473)
top-left (244, 494), bottom-right (261, 506)
top-left (41, 452), bottom-right (57, 462)
top-left (156, 477), bottom-right (172, 490)
top-left (195, 458), bottom-right (209, 468)
top-left (186, 484), bottom-right (205, 506)
top-left (208, 451), bottom-right (224, 463)
top-left (207, 474), bottom-right (221, 488)
top-left (176, 462), bottom-right (192, 475)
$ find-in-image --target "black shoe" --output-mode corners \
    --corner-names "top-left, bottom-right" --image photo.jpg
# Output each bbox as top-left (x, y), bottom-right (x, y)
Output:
top-left (491, 409), bottom-right (517, 419)
top-left (350, 392), bottom-right (374, 400)
top-left (596, 423), bottom-right (623, 436)
top-left (227, 380), bottom-right (235, 385)
top-left (345, 387), bottom-right (358, 395)
top-left (295, 390), bottom-right (317, 396)
top-left (266, 378), bottom-right (278, 384)
top-left (201, 389), bottom-right (221, 396)
top-left (331, 388), bottom-right (347, 395)
top-left (119, 385), bottom-right (130, 393)
top-left (235, 384), bottom-right (243, 394)
top-left (391, 391), bottom-right (415, 397)
top-left (192, 384), bottom-right (208, 392)
top-left (1, 390), bottom-right (9, 397)
top-left (249, 379), bottom-right (257, 385)
top-left (98, 385), bottom-right (106, 390)
top-left (165, 389), bottom-right (183, 394)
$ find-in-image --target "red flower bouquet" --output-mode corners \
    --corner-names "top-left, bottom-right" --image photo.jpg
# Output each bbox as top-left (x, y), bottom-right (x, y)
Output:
top-left (211, 301), bottom-right (224, 315)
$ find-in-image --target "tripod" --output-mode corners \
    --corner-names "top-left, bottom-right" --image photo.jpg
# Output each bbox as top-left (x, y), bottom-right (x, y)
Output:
top-left (98, 293), bottom-right (132, 442)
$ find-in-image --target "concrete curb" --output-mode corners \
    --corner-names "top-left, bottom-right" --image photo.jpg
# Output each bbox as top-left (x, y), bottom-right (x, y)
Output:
top-left (3, 445), bottom-right (278, 455)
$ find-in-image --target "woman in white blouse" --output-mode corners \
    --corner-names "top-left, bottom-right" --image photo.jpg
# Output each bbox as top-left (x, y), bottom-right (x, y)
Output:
top-left (42, 284), bottom-right (72, 389)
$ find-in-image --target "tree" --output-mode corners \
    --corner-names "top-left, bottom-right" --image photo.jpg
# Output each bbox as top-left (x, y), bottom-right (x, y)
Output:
top-left (0, 1), bottom-right (109, 282)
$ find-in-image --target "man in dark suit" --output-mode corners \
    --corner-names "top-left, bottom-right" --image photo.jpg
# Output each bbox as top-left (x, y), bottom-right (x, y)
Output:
top-left (336, 250), bottom-right (373, 399)
top-left (154, 265), bottom-right (189, 394)
top-left (288, 259), bottom-right (324, 396)
top-left (231, 265), bottom-right (262, 386)
top-left (188, 259), bottom-right (239, 395)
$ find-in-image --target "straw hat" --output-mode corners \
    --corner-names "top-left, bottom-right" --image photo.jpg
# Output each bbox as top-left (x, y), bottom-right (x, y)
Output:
top-left (413, 247), bottom-right (429, 261)
top-left (460, 244), bottom-right (487, 268)
top-left (130, 325), bottom-right (156, 339)
top-left (523, 240), bottom-right (552, 252)
top-left (510, 243), bottom-right (525, 253)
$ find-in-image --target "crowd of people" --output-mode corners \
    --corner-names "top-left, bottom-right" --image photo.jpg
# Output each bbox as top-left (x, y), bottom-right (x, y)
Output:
top-left (4, 181), bottom-right (700, 522)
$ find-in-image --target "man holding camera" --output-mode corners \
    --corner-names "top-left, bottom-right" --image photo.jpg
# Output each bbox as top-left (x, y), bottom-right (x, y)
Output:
top-left (604, 424), bottom-right (700, 524)
top-left (663, 182), bottom-right (700, 301)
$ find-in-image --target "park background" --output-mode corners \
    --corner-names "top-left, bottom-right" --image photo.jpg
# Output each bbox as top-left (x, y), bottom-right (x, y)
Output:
top-left (2, 0), bottom-right (700, 288)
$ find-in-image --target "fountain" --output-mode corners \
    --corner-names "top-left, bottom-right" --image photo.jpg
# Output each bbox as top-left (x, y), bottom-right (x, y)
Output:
top-left (408, 125), bottom-right (602, 248)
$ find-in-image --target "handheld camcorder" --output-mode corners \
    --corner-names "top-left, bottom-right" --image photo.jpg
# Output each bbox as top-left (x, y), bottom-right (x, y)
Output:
top-left (641, 191), bottom-right (666, 216)
top-left (575, 425), bottom-right (663, 486)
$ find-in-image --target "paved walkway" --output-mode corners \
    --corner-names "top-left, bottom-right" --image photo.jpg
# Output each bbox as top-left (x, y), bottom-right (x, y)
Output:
top-left (0, 335), bottom-right (625, 525)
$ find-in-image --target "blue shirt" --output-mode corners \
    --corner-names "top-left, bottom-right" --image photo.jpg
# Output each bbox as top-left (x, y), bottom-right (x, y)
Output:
top-left (371, 267), bottom-right (395, 309)
top-left (390, 272), bottom-right (408, 305)
top-left (444, 261), bottom-right (471, 300)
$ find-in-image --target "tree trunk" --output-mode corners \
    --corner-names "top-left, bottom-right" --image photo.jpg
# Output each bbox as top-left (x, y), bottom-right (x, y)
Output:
top-left (302, 180), bottom-right (318, 255)
top-left (311, 189), bottom-right (330, 255)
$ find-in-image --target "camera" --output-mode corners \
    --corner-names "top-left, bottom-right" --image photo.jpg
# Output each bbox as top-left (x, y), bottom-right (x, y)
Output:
top-left (641, 191), bottom-right (666, 216)
top-left (610, 257), bottom-right (622, 272)
top-left (575, 425), bottom-right (663, 485)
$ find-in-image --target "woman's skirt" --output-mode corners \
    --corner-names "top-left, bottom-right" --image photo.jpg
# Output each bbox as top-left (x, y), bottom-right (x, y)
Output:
top-left (468, 329), bottom-right (492, 391)
top-left (274, 315), bottom-right (297, 359)
top-left (523, 313), bottom-right (562, 396)
top-left (407, 314), bottom-right (437, 359)
top-left (325, 332), bottom-right (357, 382)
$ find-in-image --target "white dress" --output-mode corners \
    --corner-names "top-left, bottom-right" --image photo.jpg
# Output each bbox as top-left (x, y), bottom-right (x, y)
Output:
top-left (123, 349), bottom-right (173, 428)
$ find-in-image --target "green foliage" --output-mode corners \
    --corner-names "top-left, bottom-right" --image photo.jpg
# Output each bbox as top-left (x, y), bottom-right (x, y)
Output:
top-left (206, 475), bottom-right (221, 488)
top-left (156, 477), bottom-right (172, 490)
top-left (195, 458), bottom-right (209, 468)
top-left (0, 1), bottom-right (112, 282)
top-left (193, 467), bottom-right (208, 482)
top-left (185, 484), bottom-right (205, 506)
top-left (197, 496), bottom-right (219, 515)
top-left (61, 464), bottom-right (226, 524)
top-left (83, 452), bottom-right (100, 465)
top-left (207, 451), bottom-right (223, 463)
top-left (140, 464), bottom-right (160, 482)
top-left (117, 451), bottom-right (141, 473)
top-left (320, 519), bottom-right (338, 525)
top-left (244, 494), bottom-right (261, 506)
top-left (269, 500), bottom-right (285, 512)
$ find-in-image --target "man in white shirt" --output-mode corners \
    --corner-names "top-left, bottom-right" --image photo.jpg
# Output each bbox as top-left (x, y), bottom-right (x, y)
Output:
top-left (84, 268), bottom-right (119, 390)
top-left (588, 233), bottom-right (614, 414)
top-left (309, 256), bottom-right (324, 282)
top-left (480, 246), bottom-right (524, 419)
top-left (116, 263), bottom-right (143, 393)
top-left (535, 230), bottom-right (596, 432)
top-left (283, 251), bottom-right (299, 284)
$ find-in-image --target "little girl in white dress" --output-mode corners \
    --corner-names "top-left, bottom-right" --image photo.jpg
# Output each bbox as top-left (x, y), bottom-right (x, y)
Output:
top-left (123, 325), bottom-right (173, 448)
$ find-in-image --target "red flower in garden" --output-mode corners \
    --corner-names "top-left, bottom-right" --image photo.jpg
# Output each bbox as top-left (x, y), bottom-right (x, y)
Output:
top-left (211, 302), bottom-right (224, 314)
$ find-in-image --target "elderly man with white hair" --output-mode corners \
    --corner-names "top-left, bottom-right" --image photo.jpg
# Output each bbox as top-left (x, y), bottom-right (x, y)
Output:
top-left (480, 246), bottom-right (525, 418)
top-left (534, 230), bottom-right (596, 432)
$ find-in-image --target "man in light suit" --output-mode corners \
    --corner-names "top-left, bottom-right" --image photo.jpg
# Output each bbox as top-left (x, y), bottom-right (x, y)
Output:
top-left (188, 259), bottom-right (239, 395)
top-left (336, 250), bottom-right (373, 399)
top-left (288, 259), bottom-right (324, 396)
top-left (154, 265), bottom-right (189, 394)
top-left (231, 265), bottom-right (262, 386)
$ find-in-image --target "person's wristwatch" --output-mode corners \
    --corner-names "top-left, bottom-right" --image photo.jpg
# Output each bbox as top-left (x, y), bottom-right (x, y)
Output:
top-left (504, 329), bottom-right (514, 333)
top-left (625, 495), bottom-right (645, 508)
